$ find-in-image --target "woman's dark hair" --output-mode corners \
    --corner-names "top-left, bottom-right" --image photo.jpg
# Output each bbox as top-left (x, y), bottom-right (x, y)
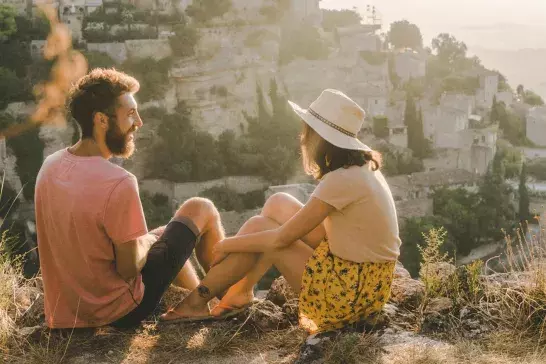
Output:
top-left (300, 123), bottom-right (382, 180)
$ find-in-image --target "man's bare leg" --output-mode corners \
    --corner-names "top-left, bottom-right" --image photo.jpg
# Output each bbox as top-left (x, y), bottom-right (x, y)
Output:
top-left (211, 193), bottom-right (325, 314)
top-left (160, 215), bottom-right (314, 321)
top-left (161, 198), bottom-right (225, 291)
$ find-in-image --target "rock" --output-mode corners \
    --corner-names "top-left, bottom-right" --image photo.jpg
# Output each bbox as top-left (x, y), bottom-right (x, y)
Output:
top-left (248, 300), bottom-right (290, 331)
top-left (18, 325), bottom-right (42, 337)
top-left (394, 262), bottom-right (411, 279)
top-left (282, 298), bottom-right (299, 323)
top-left (389, 277), bottom-right (425, 308)
top-left (424, 297), bottom-right (453, 315)
top-left (266, 277), bottom-right (297, 307)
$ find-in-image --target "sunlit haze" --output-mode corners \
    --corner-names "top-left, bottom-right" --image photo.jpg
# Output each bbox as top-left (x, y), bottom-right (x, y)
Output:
top-left (321, 0), bottom-right (546, 50)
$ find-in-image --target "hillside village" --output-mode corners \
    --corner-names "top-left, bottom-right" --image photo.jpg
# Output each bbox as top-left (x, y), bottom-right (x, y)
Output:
top-left (1, 0), bottom-right (546, 271)
top-left (2, 1), bottom-right (546, 363)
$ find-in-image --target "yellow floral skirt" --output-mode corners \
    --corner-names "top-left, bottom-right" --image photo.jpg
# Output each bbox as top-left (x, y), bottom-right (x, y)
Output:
top-left (299, 241), bottom-right (396, 334)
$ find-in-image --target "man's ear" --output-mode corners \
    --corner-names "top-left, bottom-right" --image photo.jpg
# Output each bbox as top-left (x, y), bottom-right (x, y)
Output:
top-left (93, 112), bottom-right (109, 131)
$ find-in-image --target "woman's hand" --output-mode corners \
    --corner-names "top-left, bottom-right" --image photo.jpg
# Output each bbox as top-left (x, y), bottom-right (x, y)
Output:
top-left (211, 241), bottom-right (229, 267)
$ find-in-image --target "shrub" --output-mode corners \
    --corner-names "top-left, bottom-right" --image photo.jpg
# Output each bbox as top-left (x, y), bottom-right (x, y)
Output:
top-left (169, 24), bottom-right (199, 58)
top-left (140, 191), bottom-right (172, 228)
top-left (279, 24), bottom-right (329, 65)
top-left (186, 0), bottom-right (232, 23)
top-left (372, 116), bottom-right (389, 138)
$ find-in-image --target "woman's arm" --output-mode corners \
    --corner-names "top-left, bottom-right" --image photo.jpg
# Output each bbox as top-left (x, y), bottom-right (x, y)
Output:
top-left (217, 197), bottom-right (334, 254)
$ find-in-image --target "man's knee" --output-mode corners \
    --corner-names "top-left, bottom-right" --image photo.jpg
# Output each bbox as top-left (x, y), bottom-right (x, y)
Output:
top-left (174, 197), bottom-right (220, 234)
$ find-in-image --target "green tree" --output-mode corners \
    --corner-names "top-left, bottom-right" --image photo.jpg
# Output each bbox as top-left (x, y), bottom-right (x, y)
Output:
top-left (0, 67), bottom-right (28, 109)
top-left (279, 24), bottom-right (329, 65)
top-left (243, 79), bottom-right (300, 183)
top-left (387, 20), bottom-right (423, 50)
top-left (372, 116), bottom-right (389, 138)
top-left (82, 51), bottom-right (117, 69)
top-left (0, 5), bottom-right (17, 38)
top-left (404, 91), bottom-right (426, 158)
top-left (169, 23), bottom-right (199, 58)
top-left (146, 102), bottom-right (226, 182)
top-left (432, 187), bottom-right (481, 255)
top-left (518, 162), bottom-right (531, 222)
top-left (0, 114), bottom-right (45, 201)
top-left (321, 9), bottom-right (362, 31)
top-left (399, 216), bottom-right (449, 277)
top-left (517, 84), bottom-right (524, 97)
top-left (0, 42), bottom-right (32, 77)
top-left (477, 152), bottom-right (516, 242)
top-left (140, 191), bottom-right (173, 228)
top-left (490, 95), bottom-right (499, 122)
top-left (186, 0), bottom-right (232, 23)
top-left (523, 90), bottom-right (545, 106)
top-left (431, 33), bottom-right (468, 71)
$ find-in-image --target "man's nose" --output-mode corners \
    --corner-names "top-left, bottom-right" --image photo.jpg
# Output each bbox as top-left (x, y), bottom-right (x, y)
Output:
top-left (135, 114), bottom-right (143, 128)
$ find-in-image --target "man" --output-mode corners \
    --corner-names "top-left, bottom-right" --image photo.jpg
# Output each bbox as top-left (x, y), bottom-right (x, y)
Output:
top-left (35, 68), bottom-right (225, 328)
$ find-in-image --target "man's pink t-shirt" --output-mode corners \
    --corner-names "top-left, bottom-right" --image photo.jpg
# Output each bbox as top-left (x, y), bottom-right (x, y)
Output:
top-left (35, 148), bottom-right (148, 328)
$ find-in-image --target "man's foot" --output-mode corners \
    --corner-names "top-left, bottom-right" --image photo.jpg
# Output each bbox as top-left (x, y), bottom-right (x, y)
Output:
top-left (159, 300), bottom-right (212, 323)
top-left (210, 291), bottom-right (256, 317)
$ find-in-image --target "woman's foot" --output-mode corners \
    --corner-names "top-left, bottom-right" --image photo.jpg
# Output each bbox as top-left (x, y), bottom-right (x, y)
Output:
top-left (160, 299), bottom-right (212, 322)
top-left (211, 291), bottom-right (256, 317)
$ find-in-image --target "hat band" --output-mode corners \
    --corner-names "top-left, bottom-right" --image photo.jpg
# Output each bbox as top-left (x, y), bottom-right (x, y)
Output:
top-left (308, 108), bottom-right (357, 138)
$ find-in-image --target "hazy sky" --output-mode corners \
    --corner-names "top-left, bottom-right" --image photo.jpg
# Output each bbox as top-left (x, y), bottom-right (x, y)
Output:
top-left (321, 0), bottom-right (546, 50)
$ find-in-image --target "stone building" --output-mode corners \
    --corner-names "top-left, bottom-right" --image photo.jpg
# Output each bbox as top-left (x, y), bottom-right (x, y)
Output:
top-left (394, 50), bottom-right (426, 83)
top-left (59, 0), bottom-right (85, 40)
top-left (475, 72), bottom-right (499, 109)
top-left (337, 25), bottom-right (381, 55)
top-left (388, 169), bottom-right (480, 201)
top-left (422, 105), bottom-right (469, 149)
top-left (526, 106), bottom-right (546, 147)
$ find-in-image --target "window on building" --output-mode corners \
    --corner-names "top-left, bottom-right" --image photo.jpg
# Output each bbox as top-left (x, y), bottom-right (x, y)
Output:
top-left (482, 135), bottom-right (485, 143)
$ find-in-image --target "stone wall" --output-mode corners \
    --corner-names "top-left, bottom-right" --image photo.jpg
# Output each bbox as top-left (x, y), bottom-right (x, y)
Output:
top-left (526, 106), bottom-right (546, 147)
top-left (125, 39), bottom-right (172, 60)
top-left (87, 43), bottom-right (127, 63)
top-left (396, 198), bottom-right (433, 219)
top-left (139, 176), bottom-right (269, 205)
top-left (423, 148), bottom-right (472, 173)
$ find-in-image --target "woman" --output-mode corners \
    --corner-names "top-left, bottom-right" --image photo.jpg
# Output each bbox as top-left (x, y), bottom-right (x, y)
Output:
top-left (161, 89), bottom-right (402, 334)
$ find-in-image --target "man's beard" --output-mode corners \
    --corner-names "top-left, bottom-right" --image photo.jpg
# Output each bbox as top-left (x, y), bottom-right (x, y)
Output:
top-left (106, 119), bottom-right (136, 159)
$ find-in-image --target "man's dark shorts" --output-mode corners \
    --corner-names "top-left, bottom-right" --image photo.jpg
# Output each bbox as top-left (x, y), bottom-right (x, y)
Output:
top-left (110, 217), bottom-right (199, 328)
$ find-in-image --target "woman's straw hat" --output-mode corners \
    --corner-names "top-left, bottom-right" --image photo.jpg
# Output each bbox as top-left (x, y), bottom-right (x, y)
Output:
top-left (288, 89), bottom-right (371, 151)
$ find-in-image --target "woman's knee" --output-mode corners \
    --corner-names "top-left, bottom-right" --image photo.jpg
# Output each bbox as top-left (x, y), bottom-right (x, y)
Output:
top-left (238, 215), bottom-right (279, 235)
top-left (261, 192), bottom-right (302, 220)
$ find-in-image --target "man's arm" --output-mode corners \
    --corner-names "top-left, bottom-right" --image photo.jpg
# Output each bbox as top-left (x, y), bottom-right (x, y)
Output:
top-left (114, 233), bottom-right (157, 281)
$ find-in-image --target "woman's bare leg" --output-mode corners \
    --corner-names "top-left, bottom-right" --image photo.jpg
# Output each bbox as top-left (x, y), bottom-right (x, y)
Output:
top-left (160, 213), bottom-right (314, 320)
top-left (211, 193), bottom-right (326, 313)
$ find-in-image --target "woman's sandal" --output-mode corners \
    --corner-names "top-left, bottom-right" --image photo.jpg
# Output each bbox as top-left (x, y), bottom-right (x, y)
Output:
top-left (211, 300), bottom-right (257, 320)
